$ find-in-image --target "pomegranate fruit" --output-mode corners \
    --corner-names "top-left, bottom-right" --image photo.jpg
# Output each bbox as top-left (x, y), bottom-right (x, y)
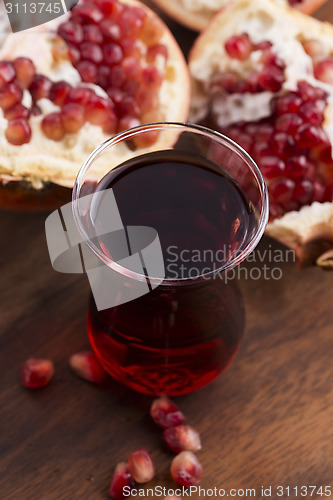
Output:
top-left (0, 0), bottom-right (189, 210)
top-left (189, 0), bottom-right (333, 267)
top-left (150, 0), bottom-right (328, 32)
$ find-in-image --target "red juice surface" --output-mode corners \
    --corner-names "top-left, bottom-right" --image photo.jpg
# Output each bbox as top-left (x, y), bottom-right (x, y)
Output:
top-left (87, 150), bottom-right (253, 395)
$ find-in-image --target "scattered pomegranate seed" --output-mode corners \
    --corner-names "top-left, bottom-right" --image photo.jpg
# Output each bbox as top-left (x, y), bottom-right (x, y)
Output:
top-left (164, 496), bottom-right (182, 500)
top-left (314, 58), bottom-right (333, 84)
top-left (225, 33), bottom-right (253, 60)
top-left (61, 103), bottom-right (86, 133)
top-left (41, 113), bottom-right (65, 141)
top-left (20, 358), bottom-right (54, 389)
top-left (29, 74), bottom-right (52, 101)
top-left (0, 61), bottom-right (15, 89)
top-left (164, 425), bottom-right (202, 453)
top-left (69, 351), bottom-right (107, 382)
top-left (49, 80), bottom-right (72, 106)
top-left (5, 103), bottom-right (30, 120)
top-left (150, 396), bottom-right (186, 429)
top-left (5, 118), bottom-right (31, 145)
top-left (109, 462), bottom-right (134, 500)
top-left (0, 82), bottom-right (23, 110)
top-left (13, 57), bottom-right (36, 89)
top-left (128, 449), bottom-right (155, 483)
top-left (170, 451), bottom-right (203, 487)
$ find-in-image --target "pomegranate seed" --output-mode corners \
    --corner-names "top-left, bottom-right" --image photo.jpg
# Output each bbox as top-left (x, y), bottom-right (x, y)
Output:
top-left (261, 49), bottom-right (285, 69)
top-left (274, 94), bottom-right (302, 115)
top-left (118, 7), bottom-right (144, 38)
top-left (13, 57), bottom-right (36, 89)
top-left (225, 33), bottom-right (252, 60)
top-left (260, 156), bottom-right (285, 179)
top-left (123, 80), bottom-right (139, 96)
top-left (208, 72), bottom-right (238, 94)
top-left (147, 44), bottom-right (168, 64)
top-left (255, 40), bottom-right (273, 51)
top-left (118, 116), bottom-right (140, 132)
top-left (141, 67), bottom-right (163, 90)
top-left (66, 86), bottom-right (94, 105)
top-left (314, 58), bottom-right (333, 84)
top-left (97, 65), bottom-right (110, 88)
top-left (164, 425), bottom-right (201, 453)
top-left (269, 178), bottom-right (295, 204)
top-left (135, 87), bottom-right (158, 112)
top-left (67, 44), bottom-right (81, 65)
top-left (83, 24), bottom-right (103, 44)
top-left (107, 87), bottom-right (123, 106)
top-left (170, 451), bottom-right (203, 487)
top-left (29, 74), bottom-right (52, 101)
top-left (108, 65), bottom-right (126, 88)
top-left (100, 19), bottom-right (121, 42)
top-left (5, 103), bottom-right (30, 120)
top-left (150, 396), bottom-right (186, 429)
top-left (128, 449), bottom-right (155, 483)
top-left (0, 82), bottom-right (23, 110)
top-left (302, 39), bottom-right (324, 59)
top-left (269, 203), bottom-right (284, 220)
top-left (270, 132), bottom-right (294, 158)
top-left (140, 16), bottom-right (163, 46)
top-left (326, 182), bottom-right (333, 201)
top-left (85, 95), bottom-right (116, 128)
top-left (99, 0), bottom-right (123, 18)
top-left (20, 358), bottom-right (54, 389)
top-left (5, 118), bottom-right (31, 145)
top-left (258, 66), bottom-right (284, 92)
top-left (312, 179), bottom-right (326, 202)
top-left (286, 155), bottom-right (311, 180)
top-left (295, 123), bottom-right (328, 149)
top-left (275, 113), bottom-right (303, 134)
top-left (61, 103), bottom-right (85, 133)
top-left (117, 96), bottom-right (140, 118)
top-left (77, 61), bottom-right (97, 83)
top-left (121, 57), bottom-right (141, 79)
top-left (0, 61), bottom-right (15, 89)
top-left (297, 81), bottom-right (327, 101)
top-left (41, 113), bottom-right (65, 141)
top-left (72, 3), bottom-right (103, 24)
top-left (69, 351), bottom-right (106, 382)
top-left (80, 42), bottom-right (103, 64)
top-left (103, 43), bottom-right (123, 66)
top-left (292, 179), bottom-right (314, 204)
top-left (50, 80), bottom-right (72, 106)
top-left (58, 21), bottom-right (84, 46)
top-left (109, 462), bottom-right (134, 500)
top-left (120, 38), bottom-right (141, 58)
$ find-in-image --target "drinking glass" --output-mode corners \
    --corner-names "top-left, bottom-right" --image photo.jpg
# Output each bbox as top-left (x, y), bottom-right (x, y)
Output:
top-left (72, 122), bottom-right (269, 396)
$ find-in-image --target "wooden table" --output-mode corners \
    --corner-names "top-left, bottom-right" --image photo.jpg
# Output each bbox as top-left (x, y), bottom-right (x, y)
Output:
top-left (1, 2), bottom-right (333, 499)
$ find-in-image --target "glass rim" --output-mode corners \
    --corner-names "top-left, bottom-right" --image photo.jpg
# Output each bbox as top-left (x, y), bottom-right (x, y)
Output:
top-left (72, 122), bottom-right (269, 285)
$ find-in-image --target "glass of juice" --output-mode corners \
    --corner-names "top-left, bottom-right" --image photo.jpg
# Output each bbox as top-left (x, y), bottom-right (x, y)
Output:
top-left (72, 123), bottom-right (269, 396)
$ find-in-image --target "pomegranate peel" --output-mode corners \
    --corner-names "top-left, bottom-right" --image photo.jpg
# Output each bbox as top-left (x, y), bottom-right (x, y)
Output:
top-left (189, 0), bottom-right (333, 268)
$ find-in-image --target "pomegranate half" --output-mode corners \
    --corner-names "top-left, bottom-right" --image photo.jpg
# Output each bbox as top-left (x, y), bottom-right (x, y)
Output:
top-left (0, 0), bottom-right (190, 210)
top-left (189, 0), bottom-right (333, 267)
top-left (150, 0), bottom-right (328, 32)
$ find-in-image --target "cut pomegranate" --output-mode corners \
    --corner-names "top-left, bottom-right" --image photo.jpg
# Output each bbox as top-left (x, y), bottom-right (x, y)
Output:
top-left (85, 95), bottom-right (117, 133)
top-left (0, 61), bottom-right (15, 89)
top-left (29, 74), bottom-right (52, 101)
top-left (163, 425), bottom-right (202, 453)
top-left (49, 80), bottom-right (72, 106)
top-left (20, 358), bottom-right (54, 389)
top-left (150, 396), bottom-right (186, 429)
top-left (225, 33), bottom-right (253, 60)
top-left (0, 82), bottom-right (23, 110)
top-left (69, 350), bottom-right (107, 382)
top-left (170, 451), bottom-right (203, 487)
top-left (109, 462), bottom-right (134, 500)
top-left (6, 118), bottom-right (31, 145)
top-left (61, 103), bottom-right (86, 133)
top-left (13, 57), bottom-right (36, 89)
top-left (128, 449), bottom-right (155, 483)
top-left (41, 113), bottom-right (65, 141)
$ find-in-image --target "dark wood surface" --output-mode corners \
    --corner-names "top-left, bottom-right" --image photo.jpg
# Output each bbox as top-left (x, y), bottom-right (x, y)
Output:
top-left (1, 2), bottom-right (333, 499)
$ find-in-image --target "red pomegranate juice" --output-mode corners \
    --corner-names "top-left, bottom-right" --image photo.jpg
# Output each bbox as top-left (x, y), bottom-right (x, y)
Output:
top-left (87, 150), bottom-right (254, 395)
